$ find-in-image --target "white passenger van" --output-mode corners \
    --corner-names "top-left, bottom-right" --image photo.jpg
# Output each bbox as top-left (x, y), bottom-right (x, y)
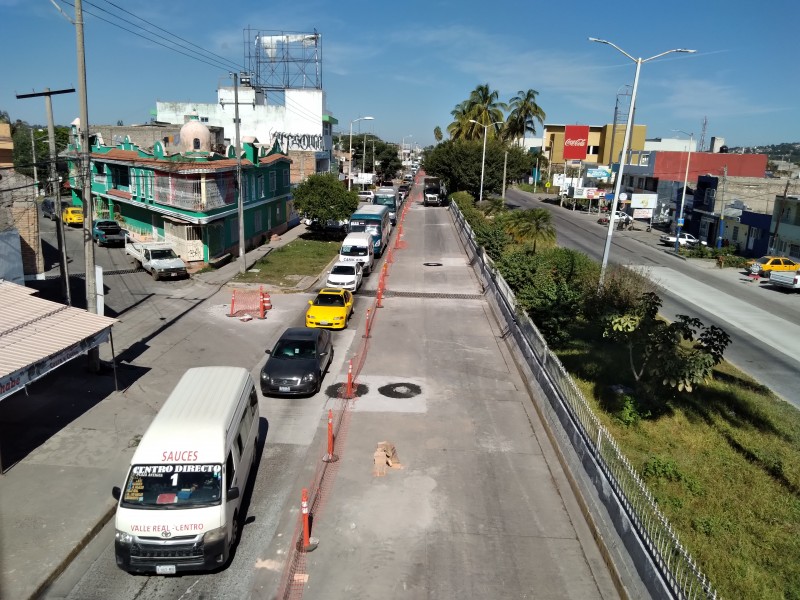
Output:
top-left (338, 231), bottom-right (375, 274)
top-left (112, 366), bottom-right (260, 574)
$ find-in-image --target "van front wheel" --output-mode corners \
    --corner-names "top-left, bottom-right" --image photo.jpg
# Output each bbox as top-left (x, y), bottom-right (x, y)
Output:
top-left (230, 511), bottom-right (240, 550)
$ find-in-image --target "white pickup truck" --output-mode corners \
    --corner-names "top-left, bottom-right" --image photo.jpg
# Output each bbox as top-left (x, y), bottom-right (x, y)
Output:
top-left (125, 238), bottom-right (188, 280)
top-left (769, 270), bottom-right (800, 291)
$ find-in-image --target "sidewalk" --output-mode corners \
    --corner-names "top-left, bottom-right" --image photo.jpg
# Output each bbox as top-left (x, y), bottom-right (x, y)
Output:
top-left (0, 223), bottom-right (310, 600)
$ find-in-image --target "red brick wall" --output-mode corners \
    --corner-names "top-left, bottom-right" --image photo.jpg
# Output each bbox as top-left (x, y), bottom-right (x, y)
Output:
top-left (11, 203), bottom-right (44, 275)
top-left (654, 152), bottom-right (768, 182)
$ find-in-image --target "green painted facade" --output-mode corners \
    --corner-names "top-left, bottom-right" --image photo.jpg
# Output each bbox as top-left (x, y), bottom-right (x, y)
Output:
top-left (66, 131), bottom-right (293, 263)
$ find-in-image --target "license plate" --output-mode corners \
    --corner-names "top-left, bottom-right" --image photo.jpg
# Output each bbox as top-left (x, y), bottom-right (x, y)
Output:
top-left (279, 386), bottom-right (291, 392)
top-left (156, 565), bottom-right (176, 575)
top-left (319, 321), bottom-right (329, 326)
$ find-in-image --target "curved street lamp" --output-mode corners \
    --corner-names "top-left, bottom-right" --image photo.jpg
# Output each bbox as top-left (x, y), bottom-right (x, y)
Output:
top-left (469, 119), bottom-right (504, 203)
top-left (348, 116), bottom-right (374, 190)
top-left (589, 37), bottom-right (696, 289)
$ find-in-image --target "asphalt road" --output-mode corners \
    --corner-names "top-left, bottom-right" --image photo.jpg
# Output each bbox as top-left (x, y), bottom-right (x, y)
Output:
top-left (40, 195), bottom-right (621, 599)
top-left (504, 188), bottom-right (800, 408)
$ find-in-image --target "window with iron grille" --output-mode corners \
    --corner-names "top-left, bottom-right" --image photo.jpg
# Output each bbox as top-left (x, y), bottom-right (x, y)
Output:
top-left (270, 171), bottom-right (276, 192)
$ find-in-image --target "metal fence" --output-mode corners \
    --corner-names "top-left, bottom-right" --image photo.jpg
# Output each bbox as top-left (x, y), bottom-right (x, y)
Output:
top-left (450, 202), bottom-right (718, 600)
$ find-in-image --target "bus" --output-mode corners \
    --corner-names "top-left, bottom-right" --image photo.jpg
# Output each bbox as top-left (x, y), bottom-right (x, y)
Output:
top-left (348, 205), bottom-right (391, 257)
top-left (372, 187), bottom-right (399, 224)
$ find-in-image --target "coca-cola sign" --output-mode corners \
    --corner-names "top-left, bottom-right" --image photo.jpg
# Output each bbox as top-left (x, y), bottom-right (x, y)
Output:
top-left (563, 125), bottom-right (589, 160)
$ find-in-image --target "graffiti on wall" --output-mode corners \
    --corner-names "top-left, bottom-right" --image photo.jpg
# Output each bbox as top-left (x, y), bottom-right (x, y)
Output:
top-left (271, 131), bottom-right (324, 151)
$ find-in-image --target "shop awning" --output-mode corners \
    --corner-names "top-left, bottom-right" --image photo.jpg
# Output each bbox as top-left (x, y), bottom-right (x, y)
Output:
top-left (0, 281), bottom-right (117, 401)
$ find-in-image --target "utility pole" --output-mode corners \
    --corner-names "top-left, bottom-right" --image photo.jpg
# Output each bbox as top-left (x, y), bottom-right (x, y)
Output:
top-left (770, 179), bottom-right (792, 253)
top-left (231, 72), bottom-right (246, 274)
top-left (717, 165), bottom-right (727, 248)
top-left (30, 129), bottom-right (39, 193)
top-left (533, 157), bottom-right (539, 194)
top-left (16, 87), bottom-right (75, 305)
top-left (75, 0), bottom-right (100, 370)
top-left (502, 151), bottom-right (508, 199)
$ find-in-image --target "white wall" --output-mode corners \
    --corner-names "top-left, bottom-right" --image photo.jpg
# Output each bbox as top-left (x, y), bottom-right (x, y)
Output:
top-left (644, 138), bottom-right (697, 152)
top-left (156, 88), bottom-right (326, 153)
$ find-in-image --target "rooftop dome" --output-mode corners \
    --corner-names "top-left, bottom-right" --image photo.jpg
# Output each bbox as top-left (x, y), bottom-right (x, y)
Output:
top-left (179, 116), bottom-right (212, 153)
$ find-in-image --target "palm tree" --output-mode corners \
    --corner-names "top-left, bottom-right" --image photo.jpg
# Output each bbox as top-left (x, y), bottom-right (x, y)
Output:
top-left (447, 100), bottom-right (472, 139)
top-left (448, 84), bottom-right (507, 141)
top-left (503, 208), bottom-right (556, 252)
top-left (434, 126), bottom-right (443, 142)
top-left (506, 89), bottom-right (546, 148)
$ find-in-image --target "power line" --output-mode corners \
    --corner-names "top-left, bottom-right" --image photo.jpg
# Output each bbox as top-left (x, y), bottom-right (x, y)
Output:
top-left (90, 0), bottom-right (245, 73)
top-left (58, 0), bottom-right (243, 74)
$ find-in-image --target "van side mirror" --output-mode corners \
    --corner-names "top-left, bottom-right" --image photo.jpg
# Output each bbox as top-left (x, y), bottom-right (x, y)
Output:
top-left (308, 300), bottom-right (313, 306)
top-left (227, 487), bottom-right (240, 501)
top-left (112, 486), bottom-right (121, 500)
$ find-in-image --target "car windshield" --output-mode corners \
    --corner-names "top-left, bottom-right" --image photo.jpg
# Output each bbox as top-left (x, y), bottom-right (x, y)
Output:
top-left (340, 244), bottom-right (367, 257)
top-left (374, 196), bottom-right (395, 207)
top-left (150, 249), bottom-right (178, 260)
top-left (331, 265), bottom-right (356, 276)
top-left (312, 294), bottom-right (345, 307)
top-left (757, 257), bottom-right (770, 265)
top-left (120, 464), bottom-right (223, 509)
top-left (272, 339), bottom-right (317, 359)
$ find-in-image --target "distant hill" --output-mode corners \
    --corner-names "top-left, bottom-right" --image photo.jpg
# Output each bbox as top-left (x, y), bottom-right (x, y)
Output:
top-left (728, 142), bottom-right (800, 165)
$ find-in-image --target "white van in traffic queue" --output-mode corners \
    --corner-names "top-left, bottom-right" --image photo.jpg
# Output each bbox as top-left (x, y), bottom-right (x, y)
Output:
top-left (111, 366), bottom-right (260, 574)
top-left (338, 231), bottom-right (375, 275)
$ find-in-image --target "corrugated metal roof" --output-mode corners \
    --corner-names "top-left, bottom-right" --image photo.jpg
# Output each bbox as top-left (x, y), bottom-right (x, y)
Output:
top-left (0, 281), bottom-right (117, 379)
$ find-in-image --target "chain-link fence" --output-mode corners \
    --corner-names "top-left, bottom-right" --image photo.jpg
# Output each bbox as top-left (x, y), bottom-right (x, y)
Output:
top-left (450, 202), bottom-right (718, 600)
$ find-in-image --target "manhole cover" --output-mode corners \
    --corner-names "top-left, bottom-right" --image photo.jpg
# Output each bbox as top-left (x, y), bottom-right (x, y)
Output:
top-left (325, 382), bottom-right (369, 398)
top-left (423, 262), bottom-right (443, 267)
top-left (377, 383), bottom-right (422, 399)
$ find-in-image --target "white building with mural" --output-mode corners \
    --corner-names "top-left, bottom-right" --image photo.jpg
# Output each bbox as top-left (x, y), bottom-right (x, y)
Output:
top-left (156, 30), bottom-right (336, 184)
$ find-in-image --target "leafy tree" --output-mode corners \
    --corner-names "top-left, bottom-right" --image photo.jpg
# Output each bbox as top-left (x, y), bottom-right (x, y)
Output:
top-left (603, 292), bottom-right (732, 402)
top-left (500, 207), bottom-right (556, 251)
top-left (434, 126), bottom-right (443, 142)
top-left (424, 138), bottom-right (535, 200)
top-left (474, 220), bottom-right (512, 260)
top-left (504, 89), bottom-right (546, 146)
top-left (0, 110), bottom-right (10, 124)
top-left (292, 172), bottom-right (359, 225)
top-left (496, 247), bottom-right (597, 343)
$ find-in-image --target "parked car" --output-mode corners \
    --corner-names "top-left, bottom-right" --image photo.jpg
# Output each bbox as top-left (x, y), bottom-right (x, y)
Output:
top-left (305, 288), bottom-right (354, 330)
top-left (747, 256), bottom-right (800, 278)
top-left (41, 198), bottom-right (70, 221)
top-left (659, 232), bottom-right (706, 247)
top-left (326, 261), bottom-right (363, 292)
top-left (260, 327), bottom-right (334, 396)
top-left (92, 219), bottom-right (126, 246)
top-left (62, 206), bottom-right (84, 226)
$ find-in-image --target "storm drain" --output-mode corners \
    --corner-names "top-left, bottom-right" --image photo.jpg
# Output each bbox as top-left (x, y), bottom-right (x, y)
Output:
top-left (44, 267), bottom-right (145, 280)
top-left (382, 290), bottom-right (483, 300)
top-left (423, 262), bottom-right (443, 267)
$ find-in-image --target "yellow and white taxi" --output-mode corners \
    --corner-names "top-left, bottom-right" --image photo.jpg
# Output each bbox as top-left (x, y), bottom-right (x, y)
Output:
top-left (305, 288), bottom-right (354, 330)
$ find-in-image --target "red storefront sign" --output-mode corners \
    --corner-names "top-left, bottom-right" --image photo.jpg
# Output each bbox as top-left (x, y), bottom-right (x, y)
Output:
top-left (563, 125), bottom-right (589, 160)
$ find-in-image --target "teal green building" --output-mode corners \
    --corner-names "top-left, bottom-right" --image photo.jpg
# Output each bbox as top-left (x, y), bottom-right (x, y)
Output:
top-left (65, 119), bottom-right (293, 264)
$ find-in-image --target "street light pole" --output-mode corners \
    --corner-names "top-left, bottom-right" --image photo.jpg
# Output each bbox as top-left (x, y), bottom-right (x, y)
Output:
top-left (231, 72), bottom-right (246, 274)
top-left (348, 116), bottom-right (374, 191)
top-left (469, 120), bottom-right (503, 203)
top-left (30, 128), bottom-right (39, 194)
top-left (672, 130), bottom-right (694, 253)
top-left (589, 38), bottom-right (696, 289)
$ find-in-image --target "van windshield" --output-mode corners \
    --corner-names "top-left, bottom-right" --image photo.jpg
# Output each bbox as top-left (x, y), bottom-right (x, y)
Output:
top-left (121, 464), bottom-right (223, 509)
top-left (340, 244), bottom-right (368, 257)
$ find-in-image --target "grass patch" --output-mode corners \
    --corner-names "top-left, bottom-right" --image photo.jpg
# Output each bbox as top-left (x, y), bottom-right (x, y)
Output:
top-left (554, 322), bottom-right (800, 600)
top-left (232, 233), bottom-right (342, 287)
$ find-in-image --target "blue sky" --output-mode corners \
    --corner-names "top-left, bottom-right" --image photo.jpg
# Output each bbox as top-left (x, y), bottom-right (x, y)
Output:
top-left (2, 0), bottom-right (797, 150)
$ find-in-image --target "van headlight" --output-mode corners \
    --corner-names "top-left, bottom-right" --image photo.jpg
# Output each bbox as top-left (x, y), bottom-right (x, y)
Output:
top-left (115, 530), bottom-right (133, 545)
top-left (203, 526), bottom-right (226, 545)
